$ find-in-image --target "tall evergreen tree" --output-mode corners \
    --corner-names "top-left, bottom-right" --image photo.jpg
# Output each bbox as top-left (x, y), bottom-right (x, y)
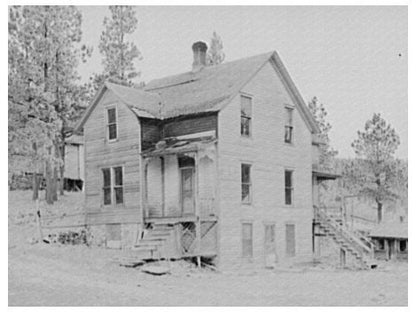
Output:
top-left (207, 31), bottom-right (225, 66)
top-left (350, 113), bottom-right (400, 223)
top-left (8, 6), bottom-right (90, 203)
top-left (308, 97), bottom-right (338, 169)
top-left (98, 6), bottom-right (141, 85)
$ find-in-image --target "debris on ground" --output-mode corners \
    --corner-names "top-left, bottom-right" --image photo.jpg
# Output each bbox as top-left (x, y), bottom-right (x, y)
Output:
top-left (142, 265), bottom-right (170, 276)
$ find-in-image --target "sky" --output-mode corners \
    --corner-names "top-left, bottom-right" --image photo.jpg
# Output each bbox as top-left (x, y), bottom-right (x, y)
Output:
top-left (77, 6), bottom-right (408, 159)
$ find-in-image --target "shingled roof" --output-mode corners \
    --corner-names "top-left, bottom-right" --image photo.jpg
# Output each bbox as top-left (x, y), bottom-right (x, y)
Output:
top-left (144, 52), bottom-right (273, 119)
top-left (76, 50), bottom-right (319, 133)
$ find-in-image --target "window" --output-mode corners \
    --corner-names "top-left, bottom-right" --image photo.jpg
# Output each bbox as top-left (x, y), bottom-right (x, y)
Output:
top-left (399, 240), bottom-right (407, 252)
top-left (285, 170), bottom-right (294, 205)
top-left (113, 167), bottom-right (123, 204)
top-left (284, 107), bottom-right (293, 143)
top-left (107, 107), bottom-right (117, 140)
top-left (102, 166), bottom-right (124, 205)
top-left (241, 95), bottom-right (252, 137)
top-left (102, 168), bottom-right (112, 205)
top-left (241, 164), bottom-right (252, 204)
top-left (242, 223), bottom-right (253, 258)
top-left (285, 223), bottom-right (296, 257)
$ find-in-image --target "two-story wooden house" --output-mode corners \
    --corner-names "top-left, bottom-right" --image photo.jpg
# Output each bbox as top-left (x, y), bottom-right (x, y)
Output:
top-left (75, 41), bottom-right (374, 270)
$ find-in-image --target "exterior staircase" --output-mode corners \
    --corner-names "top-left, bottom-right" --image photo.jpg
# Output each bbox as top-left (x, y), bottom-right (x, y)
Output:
top-left (132, 224), bottom-right (175, 260)
top-left (314, 206), bottom-right (377, 269)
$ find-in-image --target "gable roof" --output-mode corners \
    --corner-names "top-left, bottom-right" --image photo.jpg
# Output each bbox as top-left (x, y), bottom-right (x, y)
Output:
top-left (76, 50), bottom-right (319, 133)
top-left (74, 82), bottom-right (162, 132)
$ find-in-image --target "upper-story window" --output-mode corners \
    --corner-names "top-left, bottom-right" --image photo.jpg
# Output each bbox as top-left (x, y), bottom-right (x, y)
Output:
top-left (107, 107), bottom-right (117, 141)
top-left (285, 169), bottom-right (294, 205)
top-left (240, 95), bottom-right (252, 137)
top-left (284, 107), bottom-right (293, 143)
top-left (241, 163), bottom-right (252, 204)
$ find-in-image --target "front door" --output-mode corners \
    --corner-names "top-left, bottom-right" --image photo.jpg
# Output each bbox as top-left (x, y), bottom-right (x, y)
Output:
top-left (181, 167), bottom-right (195, 216)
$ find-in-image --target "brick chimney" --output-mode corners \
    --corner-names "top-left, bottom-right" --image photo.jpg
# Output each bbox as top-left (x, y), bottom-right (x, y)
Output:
top-left (192, 41), bottom-right (208, 72)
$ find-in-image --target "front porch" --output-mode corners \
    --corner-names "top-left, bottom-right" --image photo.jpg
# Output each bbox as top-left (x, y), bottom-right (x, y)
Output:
top-left (139, 136), bottom-right (218, 261)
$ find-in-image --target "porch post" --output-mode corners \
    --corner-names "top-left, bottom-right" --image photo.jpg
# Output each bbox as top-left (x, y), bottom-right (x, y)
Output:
top-left (141, 158), bottom-right (149, 219)
top-left (161, 156), bottom-right (165, 217)
top-left (194, 151), bottom-right (201, 267)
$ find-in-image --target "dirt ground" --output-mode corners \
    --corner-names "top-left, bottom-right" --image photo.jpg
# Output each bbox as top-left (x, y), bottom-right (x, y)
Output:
top-left (8, 191), bottom-right (408, 306)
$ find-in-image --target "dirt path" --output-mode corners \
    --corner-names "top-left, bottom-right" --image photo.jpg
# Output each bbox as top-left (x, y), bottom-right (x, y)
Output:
top-left (9, 241), bottom-right (407, 306)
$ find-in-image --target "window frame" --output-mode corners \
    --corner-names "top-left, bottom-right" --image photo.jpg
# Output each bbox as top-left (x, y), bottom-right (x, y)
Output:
top-left (241, 163), bottom-right (252, 205)
top-left (284, 169), bottom-right (294, 206)
top-left (102, 165), bottom-right (124, 207)
top-left (106, 106), bottom-right (118, 142)
top-left (285, 222), bottom-right (296, 257)
top-left (240, 95), bottom-right (253, 138)
top-left (242, 222), bottom-right (254, 259)
top-left (284, 106), bottom-right (294, 144)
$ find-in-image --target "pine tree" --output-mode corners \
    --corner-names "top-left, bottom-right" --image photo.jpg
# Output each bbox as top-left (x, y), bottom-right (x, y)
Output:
top-left (207, 31), bottom-right (225, 66)
top-left (350, 113), bottom-right (400, 223)
top-left (8, 6), bottom-right (90, 203)
top-left (308, 97), bottom-right (338, 169)
top-left (98, 6), bottom-right (141, 85)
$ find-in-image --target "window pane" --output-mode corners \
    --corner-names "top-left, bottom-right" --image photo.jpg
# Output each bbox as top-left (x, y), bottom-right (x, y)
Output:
top-left (285, 170), bottom-right (292, 188)
top-left (241, 164), bottom-right (251, 183)
top-left (108, 124), bottom-right (117, 140)
top-left (242, 223), bottom-right (253, 257)
top-left (241, 96), bottom-right (252, 117)
top-left (103, 187), bottom-right (111, 205)
top-left (107, 108), bottom-right (116, 124)
top-left (285, 126), bottom-right (292, 143)
top-left (285, 188), bottom-right (292, 205)
top-left (114, 187), bottom-right (123, 204)
top-left (242, 184), bottom-right (251, 203)
top-left (285, 107), bottom-right (293, 125)
top-left (103, 168), bottom-right (111, 187)
top-left (114, 167), bottom-right (123, 186)
top-left (241, 117), bottom-right (251, 136)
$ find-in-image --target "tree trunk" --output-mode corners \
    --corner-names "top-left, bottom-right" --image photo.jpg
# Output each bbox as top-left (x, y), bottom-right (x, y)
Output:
top-left (377, 201), bottom-right (383, 223)
top-left (52, 166), bottom-right (58, 202)
top-left (32, 172), bottom-right (39, 201)
top-left (59, 143), bottom-right (65, 196)
top-left (45, 161), bottom-right (54, 205)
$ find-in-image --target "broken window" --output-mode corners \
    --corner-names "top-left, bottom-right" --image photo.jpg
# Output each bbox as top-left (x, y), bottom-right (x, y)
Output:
top-left (107, 107), bottom-right (117, 140)
top-left (285, 170), bottom-right (293, 205)
top-left (241, 95), bottom-right (252, 137)
top-left (242, 223), bottom-right (253, 258)
top-left (241, 164), bottom-right (252, 204)
top-left (284, 107), bottom-right (293, 143)
top-left (102, 166), bottom-right (124, 205)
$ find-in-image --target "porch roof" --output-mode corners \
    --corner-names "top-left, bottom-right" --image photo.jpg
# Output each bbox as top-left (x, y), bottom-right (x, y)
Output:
top-left (141, 136), bottom-right (216, 158)
top-left (312, 164), bottom-right (341, 180)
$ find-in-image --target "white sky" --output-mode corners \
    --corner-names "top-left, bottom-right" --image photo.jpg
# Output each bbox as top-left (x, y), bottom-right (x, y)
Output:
top-left (77, 6), bottom-right (408, 159)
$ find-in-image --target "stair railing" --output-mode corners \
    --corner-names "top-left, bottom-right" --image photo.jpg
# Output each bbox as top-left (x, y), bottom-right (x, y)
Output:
top-left (315, 206), bottom-right (373, 258)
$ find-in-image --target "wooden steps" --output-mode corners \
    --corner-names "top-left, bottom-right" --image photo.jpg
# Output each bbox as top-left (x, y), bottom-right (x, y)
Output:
top-left (315, 209), bottom-right (376, 269)
top-left (132, 224), bottom-right (175, 261)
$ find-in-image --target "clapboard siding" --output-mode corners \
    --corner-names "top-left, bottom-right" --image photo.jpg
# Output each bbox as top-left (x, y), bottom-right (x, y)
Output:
top-left (141, 118), bottom-right (161, 150)
top-left (83, 89), bottom-right (142, 223)
top-left (163, 113), bottom-right (217, 138)
top-left (217, 61), bottom-right (314, 271)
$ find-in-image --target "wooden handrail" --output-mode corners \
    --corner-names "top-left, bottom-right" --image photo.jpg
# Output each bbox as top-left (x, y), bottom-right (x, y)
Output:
top-left (315, 207), bottom-right (373, 256)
